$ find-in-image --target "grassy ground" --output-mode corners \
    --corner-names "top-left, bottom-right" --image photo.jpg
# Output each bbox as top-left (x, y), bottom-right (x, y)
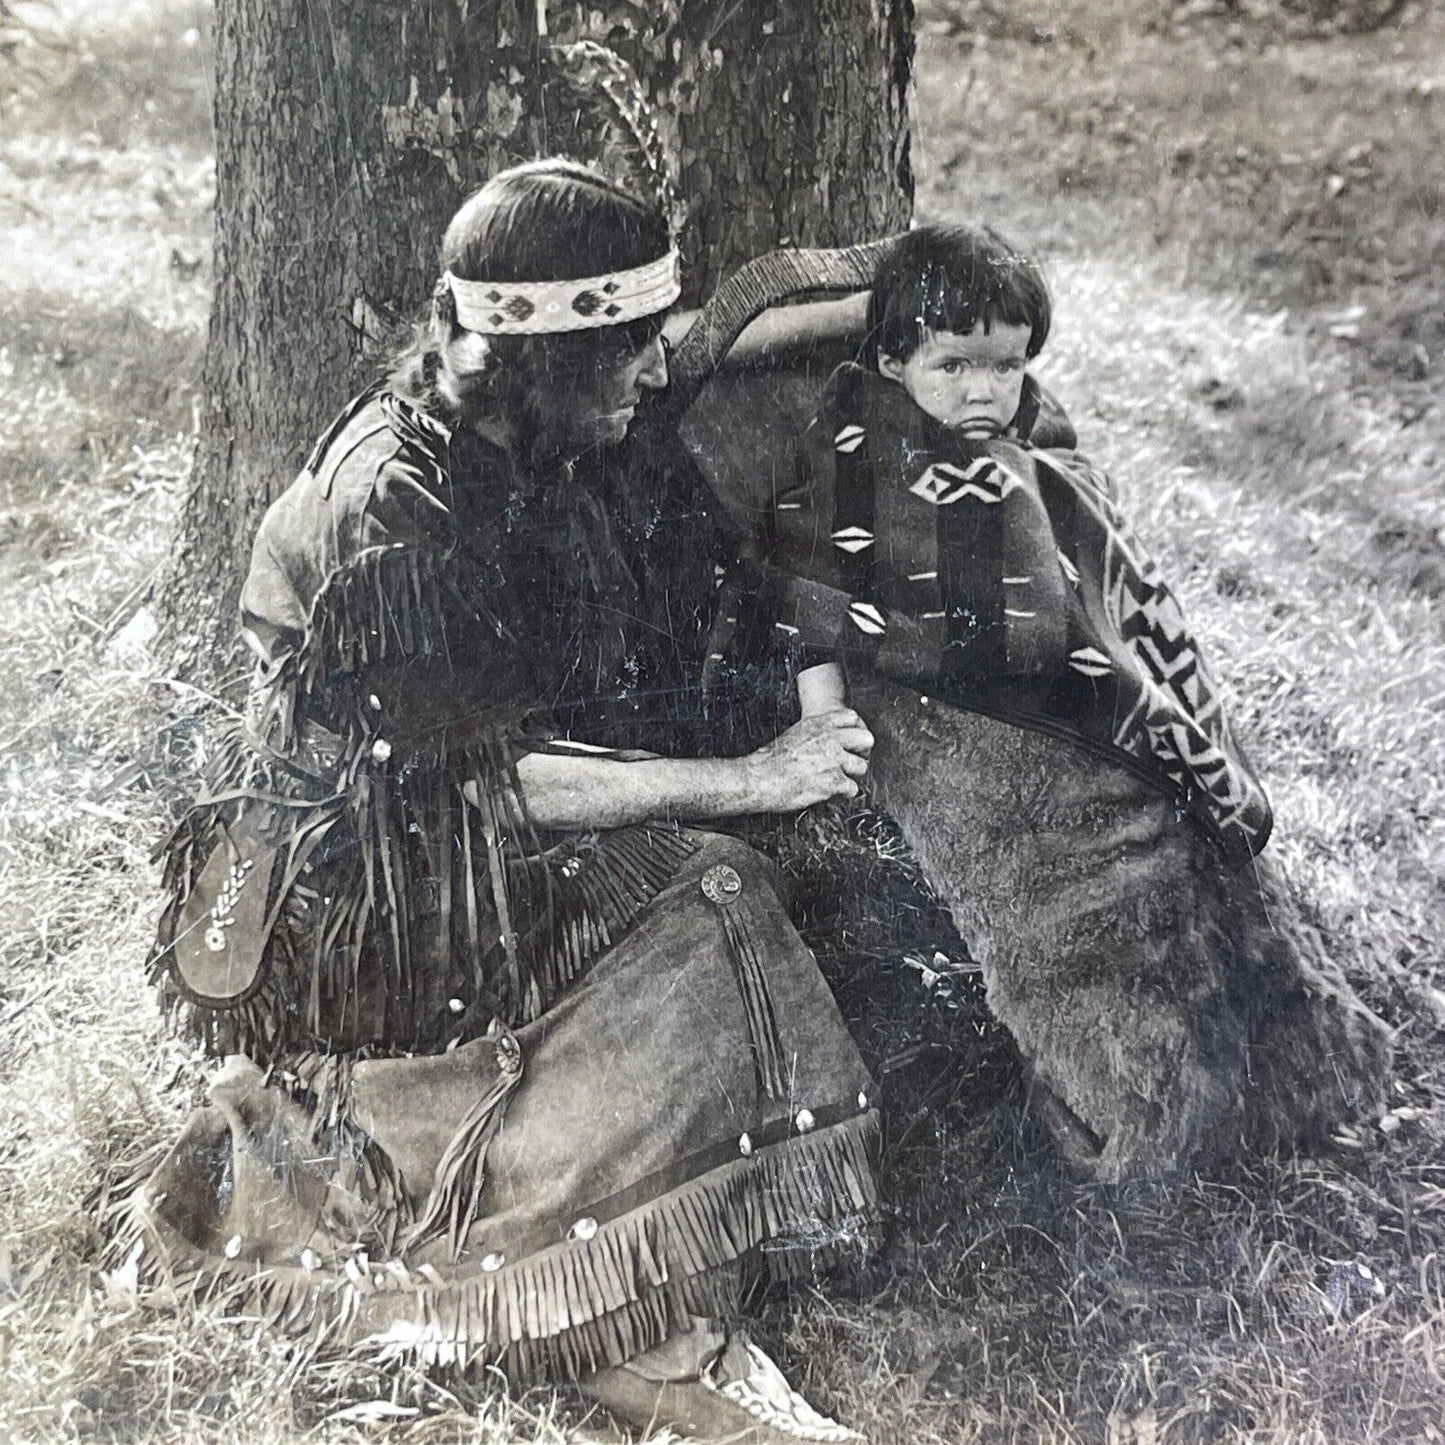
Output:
top-left (2, 0), bottom-right (1444, 1441)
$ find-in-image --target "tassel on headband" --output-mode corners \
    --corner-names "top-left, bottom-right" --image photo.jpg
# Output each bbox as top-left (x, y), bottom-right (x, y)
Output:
top-left (444, 249), bottom-right (681, 335)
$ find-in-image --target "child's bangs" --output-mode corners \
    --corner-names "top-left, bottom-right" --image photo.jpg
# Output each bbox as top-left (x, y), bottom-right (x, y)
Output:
top-left (868, 224), bottom-right (1052, 363)
top-left (915, 262), bottom-right (1039, 340)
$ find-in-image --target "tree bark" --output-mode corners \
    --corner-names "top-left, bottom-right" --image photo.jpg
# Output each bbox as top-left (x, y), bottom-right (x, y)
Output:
top-left (161, 0), bottom-right (914, 684)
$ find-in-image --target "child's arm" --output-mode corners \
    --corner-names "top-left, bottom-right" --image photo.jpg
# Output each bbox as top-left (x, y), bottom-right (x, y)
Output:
top-left (797, 660), bottom-right (847, 717)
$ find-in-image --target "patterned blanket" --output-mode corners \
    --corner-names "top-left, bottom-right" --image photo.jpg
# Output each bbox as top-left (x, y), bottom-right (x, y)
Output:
top-left (771, 364), bottom-right (1273, 862)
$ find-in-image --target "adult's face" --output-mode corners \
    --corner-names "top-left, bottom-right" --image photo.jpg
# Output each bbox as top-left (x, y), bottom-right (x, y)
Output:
top-left (564, 328), bottom-right (670, 453)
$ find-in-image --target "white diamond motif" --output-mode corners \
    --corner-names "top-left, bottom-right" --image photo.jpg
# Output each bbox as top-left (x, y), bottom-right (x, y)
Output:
top-left (909, 457), bottom-right (1000, 506)
top-left (848, 602), bottom-right (887, 636)
top-left (1070, 646), bottom-right (1113, 677)
top-left (831, 526), bottom-right (874, 554)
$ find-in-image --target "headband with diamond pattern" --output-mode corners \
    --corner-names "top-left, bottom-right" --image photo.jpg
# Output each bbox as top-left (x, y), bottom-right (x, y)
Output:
top-left (444, 249), bottom-right (681, 335)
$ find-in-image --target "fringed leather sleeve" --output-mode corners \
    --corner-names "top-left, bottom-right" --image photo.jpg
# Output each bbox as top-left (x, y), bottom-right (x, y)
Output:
top-left (155, 533), bottom-right (704, 1060)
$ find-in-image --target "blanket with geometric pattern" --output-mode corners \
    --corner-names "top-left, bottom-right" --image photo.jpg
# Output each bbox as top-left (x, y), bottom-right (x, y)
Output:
top-left (770, 363), bottom-right (1273, 863)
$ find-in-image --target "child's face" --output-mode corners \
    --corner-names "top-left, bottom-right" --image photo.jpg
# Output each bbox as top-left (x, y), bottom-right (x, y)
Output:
top-left (878, 323), bottom-right (1032, 434)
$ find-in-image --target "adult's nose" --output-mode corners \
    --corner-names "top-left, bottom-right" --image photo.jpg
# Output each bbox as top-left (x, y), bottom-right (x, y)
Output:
top-left (636, 335), bottom-right (669, 391)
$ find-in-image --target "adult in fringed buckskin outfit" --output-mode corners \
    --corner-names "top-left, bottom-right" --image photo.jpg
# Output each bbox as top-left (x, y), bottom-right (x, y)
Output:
top-left (112, 161), bottom-right (878, 1444)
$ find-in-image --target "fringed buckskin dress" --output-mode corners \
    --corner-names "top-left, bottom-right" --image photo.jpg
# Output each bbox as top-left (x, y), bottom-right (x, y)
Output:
top-left (112, 388), bottom-right (879, 1379)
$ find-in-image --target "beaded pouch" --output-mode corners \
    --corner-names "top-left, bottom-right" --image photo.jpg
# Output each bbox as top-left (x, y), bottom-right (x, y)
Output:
top-left (171, 820), bottom-right (279, 1008)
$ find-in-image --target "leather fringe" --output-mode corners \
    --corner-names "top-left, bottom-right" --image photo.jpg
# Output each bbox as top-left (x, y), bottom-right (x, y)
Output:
top-left (283, 1053), bottom-right (415, 1256)
top-left (718, 906), bottom-right (789, 1098)
top-left (403, 1026), bottom-right (524, 1262)
top-left (101, 1108), bottom-right (879, 1386)
top-left (150, 542), bottom-right (701, 1057)
top-left (534, 826), bottom-right (700, 1003)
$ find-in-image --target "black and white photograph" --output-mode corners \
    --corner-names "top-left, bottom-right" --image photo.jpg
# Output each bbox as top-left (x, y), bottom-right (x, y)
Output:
top-left (0, 1), bottom-right (1441, 1440)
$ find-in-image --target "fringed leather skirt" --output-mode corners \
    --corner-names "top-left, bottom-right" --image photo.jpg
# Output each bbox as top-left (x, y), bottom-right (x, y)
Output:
top-left (109, 832), bottom-right (880, 1382)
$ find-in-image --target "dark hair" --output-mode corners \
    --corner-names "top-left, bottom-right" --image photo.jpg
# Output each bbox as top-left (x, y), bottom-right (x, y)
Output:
top-left (442, 158), bottom-right (669, 292)
top-left (389, 159), bottom-right (671, 431)
top-left (865, 223), bottom-right (1051, 367)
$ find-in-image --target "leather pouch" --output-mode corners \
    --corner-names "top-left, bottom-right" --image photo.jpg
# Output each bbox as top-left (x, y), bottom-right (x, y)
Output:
top-left (171, 818), bottom-right (280, 1007)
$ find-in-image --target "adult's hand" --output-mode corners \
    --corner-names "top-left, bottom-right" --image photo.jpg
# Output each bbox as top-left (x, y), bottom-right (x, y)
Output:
top-left (742, 708), bottom-right (874, 812)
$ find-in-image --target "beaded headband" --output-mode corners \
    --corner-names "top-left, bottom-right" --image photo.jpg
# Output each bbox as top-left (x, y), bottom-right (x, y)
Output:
top-left (444, 249), bottom-right (681, 335)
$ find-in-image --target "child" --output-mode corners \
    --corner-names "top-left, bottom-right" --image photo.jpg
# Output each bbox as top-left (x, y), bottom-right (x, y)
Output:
top-left (768, 224), bottom-right (1386, 1183)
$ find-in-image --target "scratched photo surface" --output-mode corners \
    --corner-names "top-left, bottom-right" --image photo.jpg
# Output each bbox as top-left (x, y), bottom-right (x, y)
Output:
top-left (2, 1), bottom-right (1443, 1441)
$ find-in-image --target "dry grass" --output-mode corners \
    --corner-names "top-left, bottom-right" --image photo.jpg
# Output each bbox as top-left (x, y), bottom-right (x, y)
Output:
top-left (2, 1), bottom-right (1444, 1441)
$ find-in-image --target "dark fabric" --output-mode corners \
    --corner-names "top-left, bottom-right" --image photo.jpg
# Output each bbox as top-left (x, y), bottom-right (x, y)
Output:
top-left (122, 390), bottom-right (880, 1380)
top-left (770, 363), bottom-right (1274, 863)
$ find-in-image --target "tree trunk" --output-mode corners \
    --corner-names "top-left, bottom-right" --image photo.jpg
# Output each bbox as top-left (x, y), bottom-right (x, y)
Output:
top-left (161, 0), bottom-right (914, 685)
